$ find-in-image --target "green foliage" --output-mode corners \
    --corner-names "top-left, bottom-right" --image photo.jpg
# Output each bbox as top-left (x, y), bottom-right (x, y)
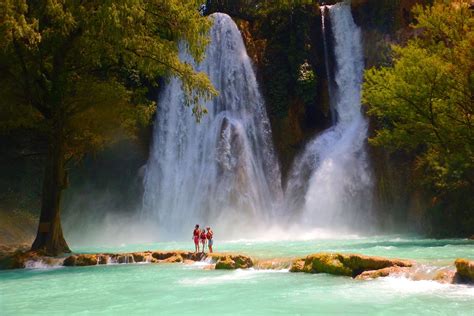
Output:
top-left (205, 0), bottom-right (316, 19)
top-left (363, 0), bottom-right (473, 192)
top-left (0, 0), bottom-right (217, 161)
top-left (296, 61), bottom-right (317, 106)
top-left (205, 1), bottom-right (319, 119)
top-left (258, 3), bottom-right (317, 118)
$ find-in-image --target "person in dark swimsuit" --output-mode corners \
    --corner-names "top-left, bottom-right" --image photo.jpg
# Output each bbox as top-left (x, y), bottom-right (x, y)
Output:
top-left (206, 226), bottom-right (214, 253)
top-left (193, 224), bottom-right (200, 253)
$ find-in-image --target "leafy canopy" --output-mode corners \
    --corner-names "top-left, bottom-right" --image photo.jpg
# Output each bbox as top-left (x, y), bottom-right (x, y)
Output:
top-left (363, 0), bottom-right (473, 191)
top-left (0, 0), bottom-right (217, 161)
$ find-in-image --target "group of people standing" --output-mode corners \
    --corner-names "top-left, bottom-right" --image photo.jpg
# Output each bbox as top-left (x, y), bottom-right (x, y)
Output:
top-left (193, 224), bottom-right (213, 253)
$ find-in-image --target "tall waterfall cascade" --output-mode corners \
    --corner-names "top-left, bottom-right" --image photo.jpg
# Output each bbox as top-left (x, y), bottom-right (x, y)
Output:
top-left (285, 3), bottom-right (373, 230)
top-left (142, 13), bottom-right (283, 239)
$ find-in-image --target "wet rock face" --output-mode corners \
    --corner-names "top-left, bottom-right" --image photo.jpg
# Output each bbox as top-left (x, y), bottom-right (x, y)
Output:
top-left (455, 259), bottom-right (474, 283)
top-left (0, 250), bottom-right (49, 269)
top-left (63, 254), bottom-right (98, 266)
top-left (290, 253), bottom-right (412, 277)
top-left (58, 251), bottom-right (253, 270)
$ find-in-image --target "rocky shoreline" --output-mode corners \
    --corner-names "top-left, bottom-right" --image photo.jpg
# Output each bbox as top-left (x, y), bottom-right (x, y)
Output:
top-left (0, 249), bottom-right (254, 270)
top-left (1, 248), bottom-right (472, 285)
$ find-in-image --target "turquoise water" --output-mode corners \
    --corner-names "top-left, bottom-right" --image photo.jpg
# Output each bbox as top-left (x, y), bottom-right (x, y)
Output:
top-left (1, 236), bottom-right (473, 315)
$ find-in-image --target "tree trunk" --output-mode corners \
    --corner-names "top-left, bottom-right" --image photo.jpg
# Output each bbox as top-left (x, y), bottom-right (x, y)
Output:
top-left (31, 126), bottom-right (71, 256)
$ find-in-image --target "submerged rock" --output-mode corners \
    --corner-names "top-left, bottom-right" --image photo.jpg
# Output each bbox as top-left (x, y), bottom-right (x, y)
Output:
top-left (355, 266), bottom-right (410, 280)
top-left (290, 253), bottom-right (412, 277)
top-left (255, 258), bottom-right (293, 270)
top-left (433, 270), bottom-right (456, 284)
top-left (455, 258), bottom-right (474, 283)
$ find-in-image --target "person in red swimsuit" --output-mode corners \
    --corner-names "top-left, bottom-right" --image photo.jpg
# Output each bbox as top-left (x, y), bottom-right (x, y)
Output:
top-left (200, 229), bottom-right (207, 253)
top-left (206, 226), bottom-right (214, 253)
top-left (193, 224), bottom-right (200, 253)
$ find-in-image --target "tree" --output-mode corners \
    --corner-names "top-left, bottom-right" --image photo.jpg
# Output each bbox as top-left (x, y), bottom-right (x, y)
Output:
top-left (363, 0), bottom-right (473, 193)
top-left (0, 0), bottom-right (216, 255)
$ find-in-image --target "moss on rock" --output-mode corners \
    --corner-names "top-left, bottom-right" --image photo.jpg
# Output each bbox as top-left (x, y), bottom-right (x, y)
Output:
top-left (212, 254), bottom-right (253, 270)
top-left (63, 254), bottom-right (98, 266)
top-left (291, 253), bottom-right (412, 277)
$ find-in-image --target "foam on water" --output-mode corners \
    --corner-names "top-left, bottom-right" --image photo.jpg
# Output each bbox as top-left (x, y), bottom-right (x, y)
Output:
top-left (178, 268), bottom-right (289, 286)
top-left (24, 260), bottom-right (64, 270)
top-left (377, 276), bottom-right (474, 297)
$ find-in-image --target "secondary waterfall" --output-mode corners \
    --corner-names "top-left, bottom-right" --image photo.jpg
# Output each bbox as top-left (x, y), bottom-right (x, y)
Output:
top-left (142, 13), bottom-right (282, 239)
top-left (286, 3), bottom-right (373, 230)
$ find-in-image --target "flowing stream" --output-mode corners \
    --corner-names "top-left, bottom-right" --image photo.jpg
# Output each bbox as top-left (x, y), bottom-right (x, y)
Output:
top-left (285, 3), bottom-right (373, 231)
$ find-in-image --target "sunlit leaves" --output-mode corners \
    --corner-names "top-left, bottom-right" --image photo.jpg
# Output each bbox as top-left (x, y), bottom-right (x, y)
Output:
top-left (363, 0), bottom-right (473, 191)
top-left (0, 0), bottom-right (217, 160)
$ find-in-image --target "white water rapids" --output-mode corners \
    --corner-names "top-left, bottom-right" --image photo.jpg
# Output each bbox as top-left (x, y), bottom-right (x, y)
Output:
top-left (142, 5), bottom-right (373, 240)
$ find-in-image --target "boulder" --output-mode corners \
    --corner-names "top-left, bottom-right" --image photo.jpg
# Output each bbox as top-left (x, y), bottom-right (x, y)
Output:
top-left (132, 252), bottom-right (151, 263)
top-left (161, 255), bottom-right (183, 263)
top-left (63, 254), bottom-right (98, 267)
top-left (290, 253), bottom-right (412, 277)
top-left (289, 258), bottom-right (306, 272)
top-left (455, 258), bottom-right (474, 283)
top-left (215, 256), bottom-right (235, 269)
top-left (212, 254), bottom-right (253, 269)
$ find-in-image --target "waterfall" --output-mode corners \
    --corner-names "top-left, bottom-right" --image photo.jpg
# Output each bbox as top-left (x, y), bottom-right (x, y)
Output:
top-left (142, 13), bottom-right (283, 239)
top-left (285, 3), bottom-right (373, 230)
top-left (320, 5), bottom-right (337, 125)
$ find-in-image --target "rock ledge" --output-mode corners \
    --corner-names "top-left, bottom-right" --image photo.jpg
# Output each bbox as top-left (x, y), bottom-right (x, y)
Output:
top-left (290, 253), bottom-right (413, 277)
